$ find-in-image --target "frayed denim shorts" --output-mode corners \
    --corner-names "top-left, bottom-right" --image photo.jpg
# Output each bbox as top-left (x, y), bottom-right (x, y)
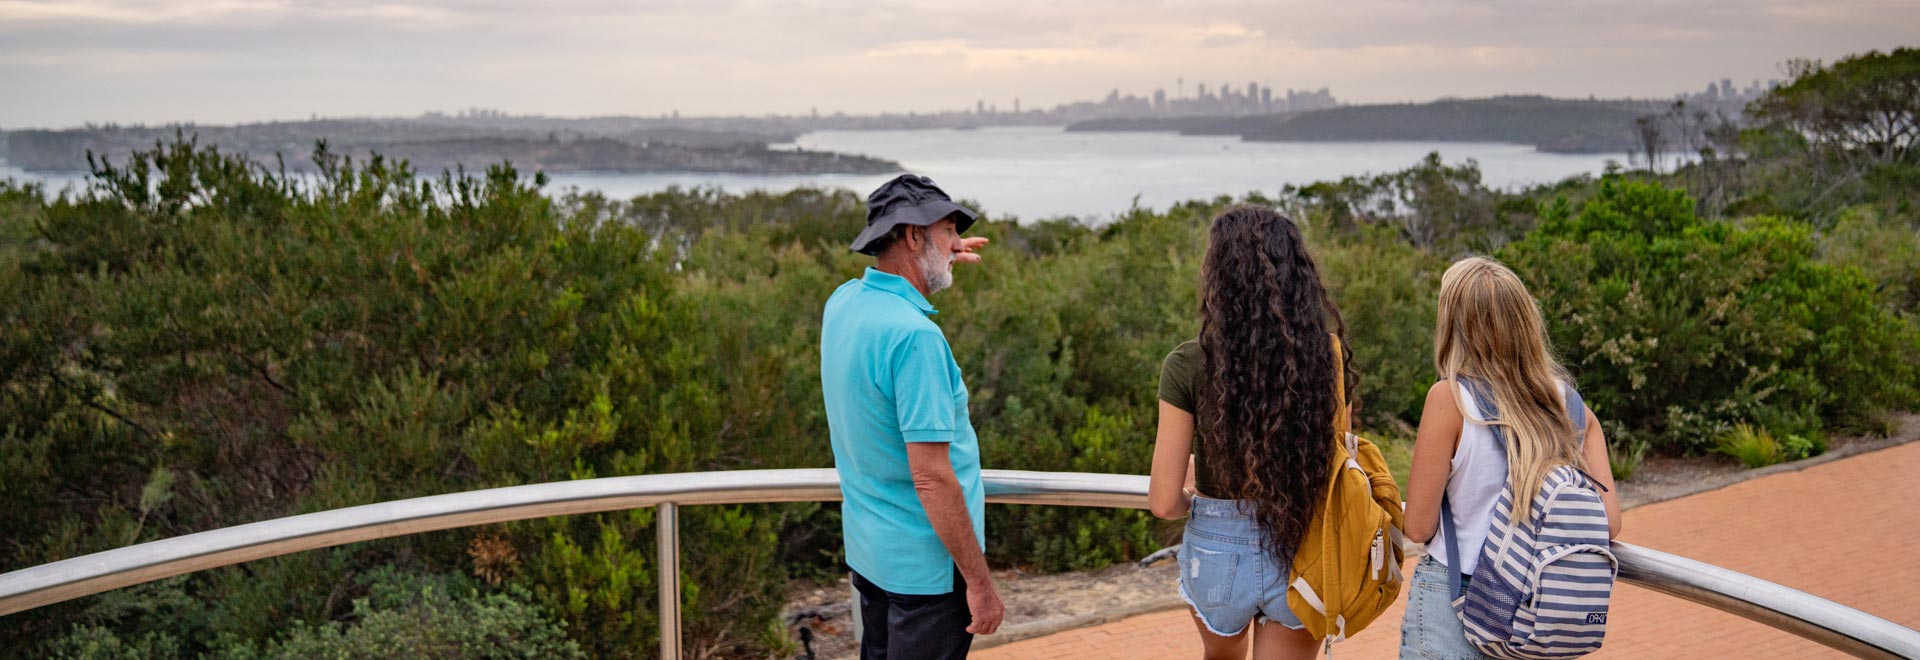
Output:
top-left (1178, 495), bottom-right (1306, 636)
top-left (1399, 555), bottom-right (1494, 660)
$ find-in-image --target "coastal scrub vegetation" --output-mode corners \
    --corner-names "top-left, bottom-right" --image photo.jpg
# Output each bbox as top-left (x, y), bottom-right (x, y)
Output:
top-left (2, 50), bottom-right (1916, 657)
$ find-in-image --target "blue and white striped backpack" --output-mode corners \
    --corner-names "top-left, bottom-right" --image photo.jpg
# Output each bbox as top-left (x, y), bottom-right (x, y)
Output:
top-left (1440, 380), bottom-right (1616, 659)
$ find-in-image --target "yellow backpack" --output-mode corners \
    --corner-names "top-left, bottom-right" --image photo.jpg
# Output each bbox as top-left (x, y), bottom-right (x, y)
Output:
top-left (1286, 336), bottom-right (1408, 645)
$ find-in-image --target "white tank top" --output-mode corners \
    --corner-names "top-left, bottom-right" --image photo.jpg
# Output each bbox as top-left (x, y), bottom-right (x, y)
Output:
top-left (1428, 381), bottom-right (1518, 574)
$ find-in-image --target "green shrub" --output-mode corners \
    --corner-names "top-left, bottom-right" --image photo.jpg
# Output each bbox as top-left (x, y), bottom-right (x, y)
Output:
top-left (1819, 205), bottom-right (1920, 313)
top-left (1503, 177), bottom-right (1920, 454)
top-left (1779, 433), bottom-right (1823, 461)
top-left (1841, 409), bottom-right (1904, 438)
top-left (218, 568), bottom-right (583, 659)
top-left (46, 625), bottom-right (180, 660)
top-left (45, 570), bottom-right (582, 660)
top-left (1313, 225), bottom-right (1447, 425)
top-left (0, 142), bottom-right (815, 658)
top-left (1363, 428), bottom-right (1416, 495)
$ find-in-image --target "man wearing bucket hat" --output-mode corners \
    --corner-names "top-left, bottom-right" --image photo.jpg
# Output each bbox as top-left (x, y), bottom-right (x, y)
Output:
top-left (822, 174), bottom-right (997, 658)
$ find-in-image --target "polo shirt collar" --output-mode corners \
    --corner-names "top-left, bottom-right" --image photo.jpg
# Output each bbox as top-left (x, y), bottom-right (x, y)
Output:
top-left (862, 267), bottom-right (938, 316)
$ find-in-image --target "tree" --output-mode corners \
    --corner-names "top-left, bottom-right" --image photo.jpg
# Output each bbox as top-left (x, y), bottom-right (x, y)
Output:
top-left (1282, 152), bottom-right (1506, 253)
top-left (1750, 48), bottom-right (1920, 166)
top-left (1634, 115), bottom-right (1666, 174)
top-left (1659, 100), bottom-right (1745, 217)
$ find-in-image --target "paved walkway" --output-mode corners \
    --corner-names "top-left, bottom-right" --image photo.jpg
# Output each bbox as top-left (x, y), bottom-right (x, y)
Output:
top-left (975, 441), bottom-right (1920, 659)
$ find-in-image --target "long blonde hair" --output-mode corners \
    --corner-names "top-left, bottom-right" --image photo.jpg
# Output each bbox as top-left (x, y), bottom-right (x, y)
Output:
top-left (1435, 257), bottom-right (1584, 521)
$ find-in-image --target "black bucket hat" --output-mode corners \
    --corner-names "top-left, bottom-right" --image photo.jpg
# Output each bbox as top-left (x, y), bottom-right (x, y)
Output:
top-left (850, 174), bottom-right (979, 255)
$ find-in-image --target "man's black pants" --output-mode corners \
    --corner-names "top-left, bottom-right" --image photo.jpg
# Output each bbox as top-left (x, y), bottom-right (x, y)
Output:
top-left (852, 567), bottom-right (973, 660)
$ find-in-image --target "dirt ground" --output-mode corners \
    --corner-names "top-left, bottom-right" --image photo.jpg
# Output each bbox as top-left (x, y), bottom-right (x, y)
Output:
top-left (780, 414), bottom-right (1919, 660)
top-left (780, 559), bottom-right (1187, 660)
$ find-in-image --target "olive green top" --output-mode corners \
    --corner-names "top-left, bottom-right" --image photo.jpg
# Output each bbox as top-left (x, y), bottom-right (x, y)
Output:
top-left (1157, 340), bottom-right (1228, 495)
top-left (1160, 336), bottom-right (1349, 499)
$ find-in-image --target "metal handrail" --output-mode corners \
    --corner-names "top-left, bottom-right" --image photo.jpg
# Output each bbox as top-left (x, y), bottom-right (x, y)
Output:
top-left (1, 469), bottom-right (1915, 659)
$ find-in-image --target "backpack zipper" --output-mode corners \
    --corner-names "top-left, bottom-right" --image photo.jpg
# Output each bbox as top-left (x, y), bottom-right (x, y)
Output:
top-left (1369, 529), bottom-right (1384, 580)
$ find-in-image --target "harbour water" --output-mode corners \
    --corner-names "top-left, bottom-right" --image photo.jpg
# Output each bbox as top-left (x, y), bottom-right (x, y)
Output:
top-left (3, 126), bottom-right (1632, 221)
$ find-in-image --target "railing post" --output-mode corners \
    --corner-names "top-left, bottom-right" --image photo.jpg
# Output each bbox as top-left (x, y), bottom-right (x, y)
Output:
top-left (657, 502), bottom-right (681, 660)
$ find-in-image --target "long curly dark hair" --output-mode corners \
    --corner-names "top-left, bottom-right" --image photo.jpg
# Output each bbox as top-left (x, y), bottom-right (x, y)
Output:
top-left (1196, 205), bottom-right (1353, 561)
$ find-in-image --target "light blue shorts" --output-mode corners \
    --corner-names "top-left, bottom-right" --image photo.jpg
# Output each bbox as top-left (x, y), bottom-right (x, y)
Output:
top-left (1400, 555), bottom-right (1494, 660)
top-left (1177, 495), bottom-right (1307, 636)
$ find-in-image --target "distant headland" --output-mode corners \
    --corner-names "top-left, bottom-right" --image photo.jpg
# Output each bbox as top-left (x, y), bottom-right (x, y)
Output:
top-left (0, 77), bottom-right (1774, 173)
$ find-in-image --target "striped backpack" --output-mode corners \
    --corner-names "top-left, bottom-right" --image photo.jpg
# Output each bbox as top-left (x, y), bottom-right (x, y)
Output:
top-left (1440, 381), bottom-right (1616, 659)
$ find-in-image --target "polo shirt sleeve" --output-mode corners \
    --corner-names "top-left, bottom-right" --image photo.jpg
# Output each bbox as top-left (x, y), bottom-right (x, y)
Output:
top-left (891, 327), bottom-right (959, 443)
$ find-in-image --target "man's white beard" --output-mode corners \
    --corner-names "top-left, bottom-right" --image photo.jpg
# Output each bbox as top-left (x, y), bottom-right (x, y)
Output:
top-left (918, 241), bottom-right (953, 294)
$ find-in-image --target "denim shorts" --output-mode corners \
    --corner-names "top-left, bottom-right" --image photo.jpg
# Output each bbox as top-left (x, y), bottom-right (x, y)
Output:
top-left (1399, 555), bottom-right (1494, 660)
top-left (1178, 495), bottom-right (1306, 636)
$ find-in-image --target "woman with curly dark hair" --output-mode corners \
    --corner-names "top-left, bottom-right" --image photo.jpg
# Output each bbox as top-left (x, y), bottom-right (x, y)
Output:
top-left (1148, 205), bottom-right (1353, 660)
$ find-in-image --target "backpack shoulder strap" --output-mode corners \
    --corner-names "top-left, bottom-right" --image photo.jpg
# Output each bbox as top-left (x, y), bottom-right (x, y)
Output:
top-left (1444, 377), bottom-right (1503, 600)
top-left (1323, 334), bottom-right (1350, 628)
top-left (1564, 384), bottom-right (1587, 436)
top-left (1441, 486), bottom-right (1465, 599)
top-left (1330, 334), bottom-right (1350, 441)
top-left (1561, 384), bottom-right (1610, 491)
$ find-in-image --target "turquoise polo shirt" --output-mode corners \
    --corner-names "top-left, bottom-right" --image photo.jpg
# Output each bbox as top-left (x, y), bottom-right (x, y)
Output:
top-left (820, 267), bottom-right (984, 595)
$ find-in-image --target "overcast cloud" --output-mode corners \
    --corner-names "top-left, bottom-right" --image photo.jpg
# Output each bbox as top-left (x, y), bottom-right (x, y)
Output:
top-left (0, 0), bottom-right (1915, 128)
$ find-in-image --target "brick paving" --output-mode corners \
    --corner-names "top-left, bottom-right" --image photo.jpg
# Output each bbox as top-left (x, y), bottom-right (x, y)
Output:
top-left (974, 441), bottom-right (1920, 659)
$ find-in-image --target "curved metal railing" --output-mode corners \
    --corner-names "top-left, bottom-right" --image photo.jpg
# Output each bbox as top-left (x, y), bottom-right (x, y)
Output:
top-left (1, 469), bottom-right (1915, 659)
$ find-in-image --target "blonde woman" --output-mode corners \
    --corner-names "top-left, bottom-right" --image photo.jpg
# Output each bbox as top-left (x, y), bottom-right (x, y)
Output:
top-left (1399, 256), bottom-right (1622, 659)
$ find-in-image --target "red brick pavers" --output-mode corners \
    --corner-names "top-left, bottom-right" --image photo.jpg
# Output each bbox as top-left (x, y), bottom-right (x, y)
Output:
top-left (974, 441), bottom-right (1920, 659)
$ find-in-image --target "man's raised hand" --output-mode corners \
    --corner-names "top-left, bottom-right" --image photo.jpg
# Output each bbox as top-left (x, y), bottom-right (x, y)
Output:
top-left (955, 237), bottom-right (990, 265)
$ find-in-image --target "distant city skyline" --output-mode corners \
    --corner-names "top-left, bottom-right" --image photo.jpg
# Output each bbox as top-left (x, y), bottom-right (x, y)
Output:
top-left (1, 0), bottom-right (1915, 129)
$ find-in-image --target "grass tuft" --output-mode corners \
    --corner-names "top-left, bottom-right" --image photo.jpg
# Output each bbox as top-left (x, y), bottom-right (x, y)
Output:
top-left (1716, 423), bottom-right (1785, 468)
top-left (1608, 435), bottom-right (1650, 482)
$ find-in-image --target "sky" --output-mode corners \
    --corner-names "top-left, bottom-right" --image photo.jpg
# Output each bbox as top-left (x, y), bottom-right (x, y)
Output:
top-left (1, 0), bottom-right (1916, 129)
